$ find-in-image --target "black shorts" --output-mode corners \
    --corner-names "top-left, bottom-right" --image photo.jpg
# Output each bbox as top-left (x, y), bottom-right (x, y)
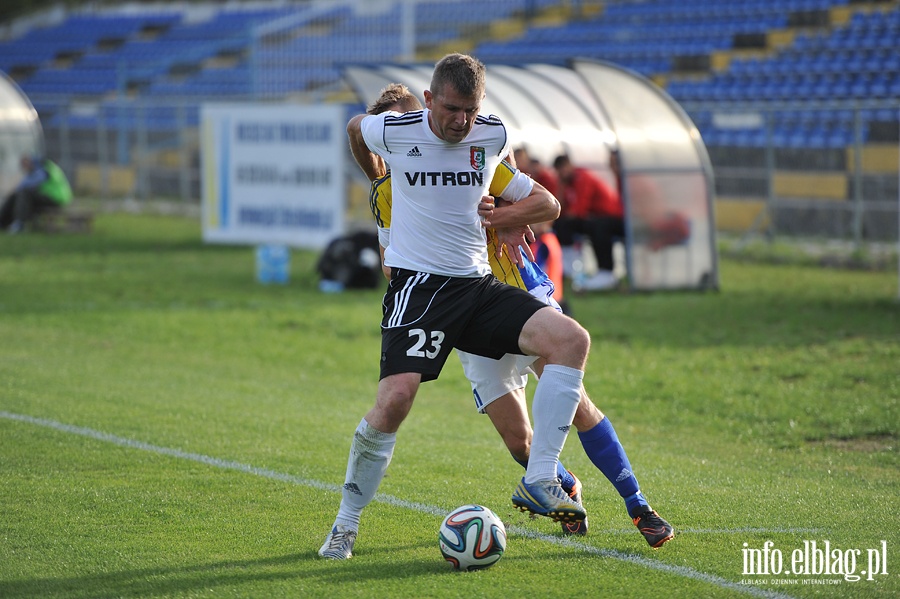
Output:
top-left (380, 268), bottom-right (548, 382)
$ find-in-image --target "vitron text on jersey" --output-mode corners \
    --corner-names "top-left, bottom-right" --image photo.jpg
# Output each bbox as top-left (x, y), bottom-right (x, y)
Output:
top-left (404, 171), bottom-right (485, 186)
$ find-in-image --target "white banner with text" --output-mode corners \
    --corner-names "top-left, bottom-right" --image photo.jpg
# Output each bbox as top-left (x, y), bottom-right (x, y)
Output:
top-left (201, 103), bottom-right (345, 249)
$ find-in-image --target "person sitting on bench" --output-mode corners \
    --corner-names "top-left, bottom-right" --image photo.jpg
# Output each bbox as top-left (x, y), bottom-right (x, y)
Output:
top-left (1, 154), bottom-right (73, 233)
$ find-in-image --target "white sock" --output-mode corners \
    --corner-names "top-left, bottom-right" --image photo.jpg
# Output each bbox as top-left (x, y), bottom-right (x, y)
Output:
top-left (525, 364), bottom-right (583, 484)
top-left (334, 418), bottom-right (396, 530)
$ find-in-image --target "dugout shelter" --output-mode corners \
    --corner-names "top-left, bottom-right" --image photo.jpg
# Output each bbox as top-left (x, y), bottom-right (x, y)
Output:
top-left (0, 72), bottom-right (43, 203)
top-left (344, 59), bottom-right (718, 292)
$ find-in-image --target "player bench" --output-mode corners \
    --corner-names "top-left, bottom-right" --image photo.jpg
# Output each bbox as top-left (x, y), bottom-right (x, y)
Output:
top-left (33, 209), bottom-right (95, 234)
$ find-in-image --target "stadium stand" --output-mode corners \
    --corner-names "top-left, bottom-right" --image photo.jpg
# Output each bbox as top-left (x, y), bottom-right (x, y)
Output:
top-left (0, 0), bottom-right (896, 239)
top-left (1, 2), bottom-right (895, 105)
top-left (1, 2), bottom-right (570, 101)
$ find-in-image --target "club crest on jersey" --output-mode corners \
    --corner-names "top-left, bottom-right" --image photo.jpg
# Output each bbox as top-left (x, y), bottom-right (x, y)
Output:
top-left (470, 146), bottom-right (486, 171)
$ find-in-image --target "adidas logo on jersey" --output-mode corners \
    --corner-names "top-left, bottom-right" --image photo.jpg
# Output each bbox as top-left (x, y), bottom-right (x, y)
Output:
top-left (406, 146), bottom-right (422, 157)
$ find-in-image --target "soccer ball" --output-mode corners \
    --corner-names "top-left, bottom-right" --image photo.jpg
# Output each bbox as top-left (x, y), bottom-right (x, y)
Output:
top-left (439, 504), bottom-right (507, 571)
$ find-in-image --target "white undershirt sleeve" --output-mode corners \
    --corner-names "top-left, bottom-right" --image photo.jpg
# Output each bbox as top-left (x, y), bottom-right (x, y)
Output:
top-left (378, 227), bottom-right (391, 249)
top-left (497, 170), bottom-right (535, 203)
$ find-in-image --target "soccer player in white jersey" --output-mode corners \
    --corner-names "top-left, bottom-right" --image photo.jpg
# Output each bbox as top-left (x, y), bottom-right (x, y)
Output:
top-left (319, 54), bottom-right (669, 560)
top-left (360, 84), bottom-right (589, 538)
top-left (321, 84), bottom-right (674, 559)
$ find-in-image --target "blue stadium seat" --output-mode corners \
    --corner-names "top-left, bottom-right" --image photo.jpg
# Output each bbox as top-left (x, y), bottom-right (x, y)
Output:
top-left (5, 0), bottom-right (893, 153)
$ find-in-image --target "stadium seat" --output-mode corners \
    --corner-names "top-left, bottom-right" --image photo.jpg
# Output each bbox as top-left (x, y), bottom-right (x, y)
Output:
top-left (5, 0), bottom-right (896, 156)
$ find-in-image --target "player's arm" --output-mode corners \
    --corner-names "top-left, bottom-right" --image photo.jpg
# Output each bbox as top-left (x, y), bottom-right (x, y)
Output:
top-left (479, 181), bottom-right (560, 267)
top-left (479, 181), bottom-right (559, 229)
top-left (477, 164), bottom-right (560, 267)
top-left (347, 114), bottom-right (386, 181)
top-left (368, 174), bottom-right (393, 280)
top-left (378, 244), bottom-right (390, 280)
top-left (491, 198), bottom-right (536, 267)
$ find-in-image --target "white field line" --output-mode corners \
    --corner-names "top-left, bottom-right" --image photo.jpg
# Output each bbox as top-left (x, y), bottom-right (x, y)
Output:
top-left (1, 411), bottom-right (796, 599)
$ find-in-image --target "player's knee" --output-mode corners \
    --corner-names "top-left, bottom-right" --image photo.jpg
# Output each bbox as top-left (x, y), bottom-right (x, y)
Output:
top-left (382, 398), bottom-right (413, 424)
top-left (521, 310), bottom-right (590, 366)
top-left (372, 374), bottom-right (420, 431)
top-left (549, 318), bottom-right (590, 367)
top-left (568, 321), bottom-right (591, 356)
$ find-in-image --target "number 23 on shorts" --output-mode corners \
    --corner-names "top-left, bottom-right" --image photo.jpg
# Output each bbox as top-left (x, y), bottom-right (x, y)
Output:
top-left (406, 328), bottom-right (445, 359)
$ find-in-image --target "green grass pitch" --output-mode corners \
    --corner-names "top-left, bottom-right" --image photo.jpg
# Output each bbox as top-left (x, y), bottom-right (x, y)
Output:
top-left (1, 213), bottom-right (897, 598)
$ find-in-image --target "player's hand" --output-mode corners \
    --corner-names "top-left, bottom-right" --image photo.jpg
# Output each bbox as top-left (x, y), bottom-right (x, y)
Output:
top-left (494, 225), bottom-right (535, 268)
top-left (478, 195), bottom-right (495, 227)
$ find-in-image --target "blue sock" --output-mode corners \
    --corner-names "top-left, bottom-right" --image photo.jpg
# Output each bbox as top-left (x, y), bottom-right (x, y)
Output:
top-left (556, 461), bottom-right (576, 491)
top-left (578, 417), bottom-right (650, 517)
top-left (512, 455), bottom-right (575, 491)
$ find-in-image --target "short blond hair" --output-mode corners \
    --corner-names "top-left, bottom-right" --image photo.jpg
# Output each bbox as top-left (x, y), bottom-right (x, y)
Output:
top-left (367, 83), bottom-right (423, 115)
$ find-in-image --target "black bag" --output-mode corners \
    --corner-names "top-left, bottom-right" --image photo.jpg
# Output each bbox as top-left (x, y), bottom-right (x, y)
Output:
top-left (316, 231), bottom-right (382, 289)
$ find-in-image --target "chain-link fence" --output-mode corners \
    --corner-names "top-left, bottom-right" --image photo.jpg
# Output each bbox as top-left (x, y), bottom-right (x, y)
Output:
top-left (686, 100), bottom-right (899, 243)
top-left (39, 98), bottom-right (200, 201)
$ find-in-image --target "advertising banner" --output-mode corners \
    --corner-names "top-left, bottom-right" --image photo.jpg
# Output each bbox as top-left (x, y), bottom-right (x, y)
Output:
top-left (201, 103), bottom-right (345, 248)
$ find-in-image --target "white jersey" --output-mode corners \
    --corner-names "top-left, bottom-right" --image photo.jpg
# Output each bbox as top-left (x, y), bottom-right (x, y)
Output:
top-left (360, 108), bottom-right (518, 277)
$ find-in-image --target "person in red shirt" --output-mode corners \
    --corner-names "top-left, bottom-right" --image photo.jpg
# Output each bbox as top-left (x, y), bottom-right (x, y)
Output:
top-left (552, 154), bottom-right (624, 290)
